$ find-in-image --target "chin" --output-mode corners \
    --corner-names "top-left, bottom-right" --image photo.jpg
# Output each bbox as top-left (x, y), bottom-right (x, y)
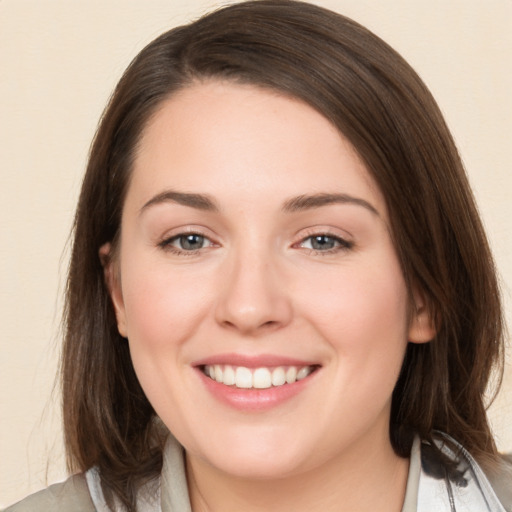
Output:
top-left (187, 426), bottom-right (318, 480)
top-left (209, 451), bottom-right (308, 480)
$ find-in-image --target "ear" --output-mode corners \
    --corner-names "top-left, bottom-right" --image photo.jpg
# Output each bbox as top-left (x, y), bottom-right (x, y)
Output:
top-left (407, 289), bottom-right (436, 344)
top-left (99, 242), bottom-right (127, 338)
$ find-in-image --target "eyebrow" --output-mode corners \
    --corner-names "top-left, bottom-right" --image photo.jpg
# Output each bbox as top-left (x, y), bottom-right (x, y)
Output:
top-left (282, 193), bottom-right (379, 216)
top-left (140, 189), bottom-right (378, 217)
top-left (140, 190), bottom-right (219, 214)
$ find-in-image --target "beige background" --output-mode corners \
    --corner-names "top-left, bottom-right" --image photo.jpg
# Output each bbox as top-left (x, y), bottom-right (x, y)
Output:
top-left (1, 0), bottom-right (511, 507)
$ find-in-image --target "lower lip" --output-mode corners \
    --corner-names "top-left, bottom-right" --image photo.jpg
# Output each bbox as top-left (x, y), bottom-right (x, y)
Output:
top-left (196, 368), bottom-right (318, 412)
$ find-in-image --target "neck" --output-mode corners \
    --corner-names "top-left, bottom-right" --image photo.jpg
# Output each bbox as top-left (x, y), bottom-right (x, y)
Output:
top-left (186, 431), bottom-right (409, 512)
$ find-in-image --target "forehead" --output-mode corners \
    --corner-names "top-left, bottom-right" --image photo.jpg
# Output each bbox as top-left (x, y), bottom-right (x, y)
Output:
top-left (129, 80), bottom-right (385, 214)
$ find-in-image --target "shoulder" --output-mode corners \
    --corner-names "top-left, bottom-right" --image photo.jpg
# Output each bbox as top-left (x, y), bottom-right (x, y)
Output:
top-left (488, 455), bottom-right (512, 512)
top-left (3, 474), bottom-right (95, 512)
top-left (419, 434), bottom-right (512, 512)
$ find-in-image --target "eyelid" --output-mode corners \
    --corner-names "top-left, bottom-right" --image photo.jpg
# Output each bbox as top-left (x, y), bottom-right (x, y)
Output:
top-left (292, 227), bottom-right (354, 254)
top-left (157, 225), bottom-right (216, 242)
top-left (293, 226), bottom-right (353, 242)
top-left (155, 225), bottom-right (354, 256)
top-left (157, 225), bottom-right (220, 254)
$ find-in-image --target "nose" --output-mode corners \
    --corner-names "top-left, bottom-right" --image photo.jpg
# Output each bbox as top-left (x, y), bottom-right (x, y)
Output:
top-left (214, 249), bottom-right (293, 336)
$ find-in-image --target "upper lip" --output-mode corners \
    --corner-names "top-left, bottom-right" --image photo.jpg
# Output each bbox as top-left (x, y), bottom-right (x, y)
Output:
top-left (192, 353), bottom-right (319, 368)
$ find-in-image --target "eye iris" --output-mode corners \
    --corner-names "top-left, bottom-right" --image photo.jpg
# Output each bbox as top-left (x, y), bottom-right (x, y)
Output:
top-left (311, 235), bottom-right (336, 250)
top-left (180, 234), bottom-right (204, 250)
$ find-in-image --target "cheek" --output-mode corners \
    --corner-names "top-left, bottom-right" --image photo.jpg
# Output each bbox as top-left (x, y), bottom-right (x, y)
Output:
top-left (118, 257), bottom-right (216, 421)
top-left (120, 256), bottom-right (213, 357)
top-left (301, 261), bottom-right (410, 430)
top-left (299, 257), bottom-right (409, 371)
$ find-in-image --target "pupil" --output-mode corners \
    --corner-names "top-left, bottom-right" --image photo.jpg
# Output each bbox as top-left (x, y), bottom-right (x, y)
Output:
top-left (181, 234), bottom-right (204, 250)
top-left (312, 235), bottom-right (335, 250)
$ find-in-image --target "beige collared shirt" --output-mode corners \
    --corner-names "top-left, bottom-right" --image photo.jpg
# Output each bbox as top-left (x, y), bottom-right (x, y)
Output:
top-left (5, 434), bottom-right (510, 511)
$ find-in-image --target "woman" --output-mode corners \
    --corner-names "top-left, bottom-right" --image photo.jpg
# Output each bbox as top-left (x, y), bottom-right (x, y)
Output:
top-left (6, 1), bottom-right (511, 511)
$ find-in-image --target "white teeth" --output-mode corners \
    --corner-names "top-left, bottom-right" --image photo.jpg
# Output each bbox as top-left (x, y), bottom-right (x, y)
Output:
top-left (223, 365), bottom-right (235, 386)
top-left (271, 367), bottom-right (286, 386)
top-left (253, 368), bottom-right (272, 389)
top-left (235, 367), bottom-right (253, 388)
top-left (286, 366), bottom-right (297, 384)
top-left (203, 364), bottom-right (315, 389)
top-left (296, 366), bottom-right (311, 380)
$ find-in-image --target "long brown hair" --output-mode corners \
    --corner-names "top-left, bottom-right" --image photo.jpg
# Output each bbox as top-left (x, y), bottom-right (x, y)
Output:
top-left (62, 1), bottom-right (504, 509)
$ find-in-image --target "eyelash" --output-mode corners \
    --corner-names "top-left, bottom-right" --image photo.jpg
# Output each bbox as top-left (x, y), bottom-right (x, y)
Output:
top-left (158, 231), bottom-right (353, 256)
top-left (158, 232), bottom-right (215, 256)
top-left (297, 233), bottom-right (353, 255)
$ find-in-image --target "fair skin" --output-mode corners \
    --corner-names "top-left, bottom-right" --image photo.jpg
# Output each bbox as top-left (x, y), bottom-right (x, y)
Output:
top-left (102, 81), bottom-right (434, 512)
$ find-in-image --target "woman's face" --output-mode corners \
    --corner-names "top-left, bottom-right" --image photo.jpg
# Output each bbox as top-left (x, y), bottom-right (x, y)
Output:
top-left (105, 81), bottom-right (432, 479)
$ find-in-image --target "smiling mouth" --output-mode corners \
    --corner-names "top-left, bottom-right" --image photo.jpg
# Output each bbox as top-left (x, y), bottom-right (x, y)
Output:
top-left (201, 364), bottom-right (319, 389)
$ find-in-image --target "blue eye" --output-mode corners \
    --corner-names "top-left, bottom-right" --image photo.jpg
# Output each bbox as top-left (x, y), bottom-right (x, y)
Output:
top-left (176, 234), bottom-right (206, 250)
top-left (309, 235), bottom-right (336, 250)
top-left (300, 234), bottom-right (352, 252)
top-left (161, 233), bottom-right (212, 253)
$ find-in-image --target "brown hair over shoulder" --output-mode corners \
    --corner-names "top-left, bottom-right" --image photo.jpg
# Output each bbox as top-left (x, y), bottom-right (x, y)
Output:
top-left (62, 1), bottom-right (504, 509)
